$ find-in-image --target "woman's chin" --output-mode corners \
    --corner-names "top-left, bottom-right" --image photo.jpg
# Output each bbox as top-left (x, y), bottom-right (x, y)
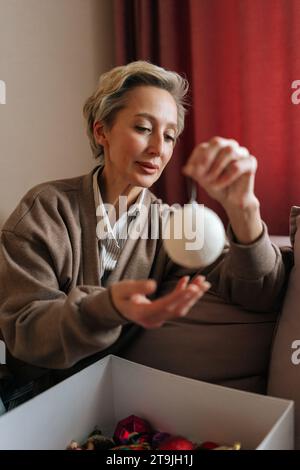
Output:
top-left (131, 173), bottom-right (158, 188)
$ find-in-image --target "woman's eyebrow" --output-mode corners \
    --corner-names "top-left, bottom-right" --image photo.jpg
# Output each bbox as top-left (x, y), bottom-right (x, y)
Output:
top-left (134, 113), bottom-right (177, 130)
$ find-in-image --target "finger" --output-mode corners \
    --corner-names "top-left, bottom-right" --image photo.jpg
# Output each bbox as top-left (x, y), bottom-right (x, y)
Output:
top-left (182, 137), bottom-right (240, 180)
top-left (118, 279), bottom-right (157, 299)
top-left (165, 283), bottom-right (211, 320)
top-left (159, 276), bottom-right (207, 311)
top-left (139, 282), bottom-right (211, 328)
top-left (187, 139), bottom-right (221, 174)
top-left (189, 275), bottom-right (211, 290)
top-left (211, 155), bottom-right (257, 190)
top-left (163, 281), bottom-right (211, 315)
top-left (176, 295), bottom-right (204, 317)
top-left (175, 279), bottom-right (211, 308)
top-left (145, 286), bottom-right (191, 314)
top-left (171, 276), bottom-right (211, 305)
top-left (182, 143), bottom-right (208, 177)
top-left (205, 145), bottom-right (250, 183)
top-left (166, 289), bottom-right (199, 313)
top-left (130, 293), bottom-right (151, 305)
top-left (238, 146), bottom-right (250, 158)
top-left (140, 276), bottom-right (208, 319)
top-left (174, 276), bottom-right (190, 292)
top-left (182, 137), bottom-right (223, 177)
top-left (209, 136), bottom-right (238, 148)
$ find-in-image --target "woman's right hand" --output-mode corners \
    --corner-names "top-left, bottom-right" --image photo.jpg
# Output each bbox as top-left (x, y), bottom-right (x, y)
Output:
top-left (110, 276), bottom-right (210, 329)
top-left (182, 137), bottom-right (263, 244)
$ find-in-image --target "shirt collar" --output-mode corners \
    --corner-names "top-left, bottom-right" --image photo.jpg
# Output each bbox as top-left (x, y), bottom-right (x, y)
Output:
top-left (127, 187), bottom-right (146, 217)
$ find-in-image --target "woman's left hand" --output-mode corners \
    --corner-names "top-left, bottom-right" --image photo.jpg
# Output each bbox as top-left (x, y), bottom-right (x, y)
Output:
top-left (182, 136), bottom-right (259, 213)
top-left (110, 275), bottom-right (210, 329)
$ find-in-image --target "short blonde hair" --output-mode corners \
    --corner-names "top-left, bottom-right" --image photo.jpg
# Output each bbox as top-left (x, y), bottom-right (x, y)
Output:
top-left (83, 61), bottom-right (189, 160)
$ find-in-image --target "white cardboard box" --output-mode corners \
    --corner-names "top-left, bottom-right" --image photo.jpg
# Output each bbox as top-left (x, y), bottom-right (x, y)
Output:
top-left (0, 355), bottom-right (294, 449)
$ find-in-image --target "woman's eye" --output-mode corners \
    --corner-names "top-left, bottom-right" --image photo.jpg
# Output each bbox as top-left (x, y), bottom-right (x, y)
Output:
top-left (135, 126), bottom-right (175, 143)
top-left (165, 134), bottom-right (175, 143)
top-left (135, 126), bottom-right (151, 133)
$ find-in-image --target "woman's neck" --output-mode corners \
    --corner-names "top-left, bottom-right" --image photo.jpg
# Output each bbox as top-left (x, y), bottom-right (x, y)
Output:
top-left (98, 164), bottom-right (143, 219)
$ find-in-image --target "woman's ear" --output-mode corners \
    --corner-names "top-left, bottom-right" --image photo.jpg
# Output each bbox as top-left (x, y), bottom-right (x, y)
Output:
top-left (93, 121), bottom-right (107, 146)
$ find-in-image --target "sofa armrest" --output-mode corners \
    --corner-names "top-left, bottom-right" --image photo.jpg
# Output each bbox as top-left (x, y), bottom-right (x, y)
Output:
top-left (270, 235), bottom-right (291, 247)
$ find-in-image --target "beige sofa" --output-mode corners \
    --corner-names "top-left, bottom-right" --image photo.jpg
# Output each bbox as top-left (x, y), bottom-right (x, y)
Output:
top-left (267, 211), bottom-right (300, 449)
top-left (121, 288), bottom-right (279, 394)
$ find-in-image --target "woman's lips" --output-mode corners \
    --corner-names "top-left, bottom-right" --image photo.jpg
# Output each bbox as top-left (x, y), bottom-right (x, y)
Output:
top-left (136, 162), bottom-right (159, 174)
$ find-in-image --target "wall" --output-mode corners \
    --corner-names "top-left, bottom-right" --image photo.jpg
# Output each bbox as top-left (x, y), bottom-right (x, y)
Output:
top-left (0, 0), bottom-right (115, 227)
top-left (0, 0), bottom-right (115, 363)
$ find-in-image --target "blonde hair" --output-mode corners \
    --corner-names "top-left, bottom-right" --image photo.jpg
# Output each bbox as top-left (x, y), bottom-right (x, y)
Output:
top-left (83, 61), bottom-right (189, 160)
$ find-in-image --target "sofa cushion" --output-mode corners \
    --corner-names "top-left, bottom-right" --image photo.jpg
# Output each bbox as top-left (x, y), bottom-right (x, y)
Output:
top-left (120, 290), bottom-right (277, 394)
top-left (268, 206), bottom-right (300, 448)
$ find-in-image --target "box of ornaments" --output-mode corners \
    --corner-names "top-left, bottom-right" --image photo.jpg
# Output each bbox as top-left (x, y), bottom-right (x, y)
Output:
top-left (0, 355), bottom-right (294, 449)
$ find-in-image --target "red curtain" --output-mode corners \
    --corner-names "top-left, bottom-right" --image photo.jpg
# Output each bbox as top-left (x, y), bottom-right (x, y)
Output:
top-left (114, 0), bottom-right (300, 235)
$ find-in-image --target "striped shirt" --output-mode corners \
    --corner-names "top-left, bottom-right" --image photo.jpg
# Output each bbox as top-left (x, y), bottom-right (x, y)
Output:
top-left (93, 167), bottom-right (146, 280)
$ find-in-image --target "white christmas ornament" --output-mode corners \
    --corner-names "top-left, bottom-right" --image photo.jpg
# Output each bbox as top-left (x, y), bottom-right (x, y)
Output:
top-left (163, 202), bottom-right (226, 269)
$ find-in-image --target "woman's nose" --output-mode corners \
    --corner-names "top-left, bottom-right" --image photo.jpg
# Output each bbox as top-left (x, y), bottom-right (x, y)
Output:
top-left (147, 133), bottom-right (164, 156)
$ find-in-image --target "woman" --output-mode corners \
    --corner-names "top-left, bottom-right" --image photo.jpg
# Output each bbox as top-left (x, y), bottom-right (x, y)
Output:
top-left (0, 61), bottom-right (287, 409)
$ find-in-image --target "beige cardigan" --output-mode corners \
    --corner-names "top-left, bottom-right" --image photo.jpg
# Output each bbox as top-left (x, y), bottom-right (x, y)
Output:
top-left (0, 167), bottom-right (291, 385)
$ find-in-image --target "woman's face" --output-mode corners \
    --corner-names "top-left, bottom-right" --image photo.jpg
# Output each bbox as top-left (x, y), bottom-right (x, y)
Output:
top-left (95, 85), bottom-right (178, 188)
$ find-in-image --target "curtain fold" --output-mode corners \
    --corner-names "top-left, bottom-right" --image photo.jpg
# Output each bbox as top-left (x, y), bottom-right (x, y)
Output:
top-left (113, 0), bottom-right (300, 235)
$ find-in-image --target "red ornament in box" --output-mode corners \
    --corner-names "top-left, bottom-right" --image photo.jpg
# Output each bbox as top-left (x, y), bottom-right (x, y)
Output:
top-left (157, 436), bottom-right (195, 450)
top-left (200, 441), bottom-right (219, 450)
top-left (113, 414), bottom-right (153, 445)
